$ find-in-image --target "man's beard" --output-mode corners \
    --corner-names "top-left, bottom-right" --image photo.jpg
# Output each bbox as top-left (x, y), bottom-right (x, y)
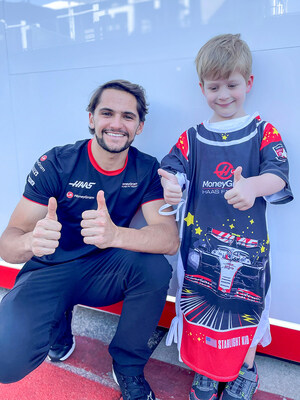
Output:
top-left (95, 130), bottom-right (134, 154)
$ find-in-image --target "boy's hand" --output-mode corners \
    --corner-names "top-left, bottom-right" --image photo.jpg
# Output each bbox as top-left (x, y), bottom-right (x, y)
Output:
top-left (81, 190), bottom-right (119, 249)
top-left (224, 166), bottom-right (256, 211)
top-left (158, 168), bottom-right (182, 205)
top-left (31, 197), bottom-right (62, 257)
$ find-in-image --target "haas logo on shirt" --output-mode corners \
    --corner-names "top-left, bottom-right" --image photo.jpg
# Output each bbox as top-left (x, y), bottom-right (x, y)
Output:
top-left (68, 181), bottom-right (96, 189)
top-left (214, 162), bottom-right (234, 180)
top-left (202, 162), bottom-right (234, 195)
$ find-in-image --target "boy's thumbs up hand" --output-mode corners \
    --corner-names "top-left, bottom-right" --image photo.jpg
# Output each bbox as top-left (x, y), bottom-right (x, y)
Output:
top-left (233, 166), bottom-right (243, 185)
top-left (158, 169), bottom-right (178, 183)
top-left (224, 166), bottom-right (256, 211)
top-left (81, 190), bottom-right (119, 249)
top-left (31, 197), bottom-right (62, 257)
top-left (158, 168), bottom-right (182, 205)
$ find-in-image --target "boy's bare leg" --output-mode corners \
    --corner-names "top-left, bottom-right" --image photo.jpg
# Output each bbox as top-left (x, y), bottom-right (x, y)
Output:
top-left (244, 346), bottom-right (257, 368)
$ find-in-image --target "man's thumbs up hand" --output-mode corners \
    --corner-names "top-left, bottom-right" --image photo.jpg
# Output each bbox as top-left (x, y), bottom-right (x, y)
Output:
top-left (96, 190), bottom-right (108, 211)
top-left (46, 197), bottom-right (58, 221)
top-left (81, 190), bottom-right (119, 249)
top-left (32, 197), bottom-right (62, 257)
top-left (158, 168), bottom-right (182, 205)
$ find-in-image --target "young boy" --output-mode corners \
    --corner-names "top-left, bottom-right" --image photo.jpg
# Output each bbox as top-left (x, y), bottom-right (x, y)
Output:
top-left (158, 34), bottom-right (293, 400)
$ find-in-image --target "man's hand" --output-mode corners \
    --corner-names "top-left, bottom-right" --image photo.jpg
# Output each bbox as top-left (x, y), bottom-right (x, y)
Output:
top-left (81, 190), bottom-right (119, 248)
top-left (224, 166), bottom-right (256, 211)
top-left (31, 197), bottom-right (62, 257)
top-left (158, 168), bottom-right (182, 205)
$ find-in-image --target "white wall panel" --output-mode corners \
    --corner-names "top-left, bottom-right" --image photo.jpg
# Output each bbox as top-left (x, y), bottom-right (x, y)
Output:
top-left (0, 1), bottom-right (21, 233)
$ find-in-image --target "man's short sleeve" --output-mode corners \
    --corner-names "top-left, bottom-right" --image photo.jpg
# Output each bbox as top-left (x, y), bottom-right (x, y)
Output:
top-left (141, 158), bottom-right (164, 205)
top-left (23, 151), bottom-right (61, 205)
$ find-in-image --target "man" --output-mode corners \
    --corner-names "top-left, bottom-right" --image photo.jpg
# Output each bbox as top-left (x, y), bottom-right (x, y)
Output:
top-left (0, 80), bottom-right (179, 400)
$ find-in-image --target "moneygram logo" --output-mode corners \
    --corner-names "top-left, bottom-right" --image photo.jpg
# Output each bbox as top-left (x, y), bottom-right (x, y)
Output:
top-left (214, 162), bottom-right (234, 180)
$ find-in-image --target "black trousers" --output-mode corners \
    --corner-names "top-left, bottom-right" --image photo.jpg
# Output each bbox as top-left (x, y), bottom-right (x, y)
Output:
top-left (0, 248), bottom-right (172, 383)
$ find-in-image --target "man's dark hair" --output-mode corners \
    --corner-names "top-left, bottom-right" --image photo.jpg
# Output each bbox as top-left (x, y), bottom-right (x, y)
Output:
top-left (87, 79), bottom-right (149, 135)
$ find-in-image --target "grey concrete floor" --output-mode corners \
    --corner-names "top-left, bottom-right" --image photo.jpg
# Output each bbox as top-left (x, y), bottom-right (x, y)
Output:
top-left (1, 288), bottom-right (299, 399)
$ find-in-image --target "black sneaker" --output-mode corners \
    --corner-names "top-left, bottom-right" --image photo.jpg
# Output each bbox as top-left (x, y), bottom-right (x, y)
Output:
top-left (112, 366), bottom-right (156, 400)
top-left (220, 363), bottom-right (259, 400)
top-left (189, 373), bottom-right (219, 400)
top-left (48, 309), bottom-right (75, 362)
top-left (47, 336), bottom-right (75, 362)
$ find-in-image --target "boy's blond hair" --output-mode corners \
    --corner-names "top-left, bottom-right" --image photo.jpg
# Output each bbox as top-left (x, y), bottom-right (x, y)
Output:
top-left (195, 34), bottom-right (252, 85)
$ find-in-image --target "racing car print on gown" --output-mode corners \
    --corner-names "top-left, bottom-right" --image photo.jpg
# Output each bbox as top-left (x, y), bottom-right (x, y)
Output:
top-left (183, 228), bottom-right (266, 332)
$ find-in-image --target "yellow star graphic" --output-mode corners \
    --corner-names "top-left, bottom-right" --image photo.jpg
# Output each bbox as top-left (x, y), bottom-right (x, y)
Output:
top-left (222, 134), bottom-right (229, 140)
top-left (261, 245), bottom-right (265, 253)
top-left (229, 224), bottom-right (235, 229)
top-left (184, 212), bottom-right (194, 226)
top-left (195, 227), bottom-right (202, 235)
top-left (250, 219), bottom-right (254, 225)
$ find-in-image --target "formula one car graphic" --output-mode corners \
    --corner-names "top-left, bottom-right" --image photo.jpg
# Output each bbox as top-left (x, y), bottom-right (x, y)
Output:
top-left (180, 228), bottom-right (268, 329)
top-left (187, 228), bottom-right (266, 303)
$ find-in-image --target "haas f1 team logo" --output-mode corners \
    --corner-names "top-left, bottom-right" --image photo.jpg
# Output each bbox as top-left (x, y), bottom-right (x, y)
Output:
top-left (202, 162), bottom-right (234, 194)
top-left (214, 162), bottom-right (234, 180)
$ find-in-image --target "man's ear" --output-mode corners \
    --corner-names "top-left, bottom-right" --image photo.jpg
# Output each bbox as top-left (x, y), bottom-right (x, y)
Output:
top-left (136, 121), bottom-right (144, 136)
top-left (246, 75), bottom-right (254, 93)
top-left (88, 112), bottom-right (94, 128)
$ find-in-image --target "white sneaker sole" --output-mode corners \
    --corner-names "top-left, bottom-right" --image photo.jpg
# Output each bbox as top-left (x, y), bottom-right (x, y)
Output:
top-left (112, 366), bottom-right (120, 386)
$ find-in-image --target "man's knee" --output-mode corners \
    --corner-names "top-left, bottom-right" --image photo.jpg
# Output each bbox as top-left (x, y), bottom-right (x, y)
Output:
top-left (0, 326), bottom-right (48, 383)
top-left (0, 329), bottom-right (26, 383)
top-left (0, 361), bottom-right (22, 384)
top-left (0, 300), bottom-right (48, 383)
top-left (127, 252), bottom-right (172, 292)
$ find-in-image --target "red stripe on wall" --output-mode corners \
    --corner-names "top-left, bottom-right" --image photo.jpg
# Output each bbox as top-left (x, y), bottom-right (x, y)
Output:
top-left (0, 265), bottom-right (20, 289)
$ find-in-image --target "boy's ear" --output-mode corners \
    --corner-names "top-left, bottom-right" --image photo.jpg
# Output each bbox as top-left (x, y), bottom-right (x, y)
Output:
top-left (246, 75), bottom-right (254, 93)
top-left (199, 82), bottom-right (205, 95)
